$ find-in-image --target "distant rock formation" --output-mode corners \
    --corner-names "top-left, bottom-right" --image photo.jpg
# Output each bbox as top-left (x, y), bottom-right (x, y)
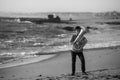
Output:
top-left (62, 26), bottom-right (74, 31)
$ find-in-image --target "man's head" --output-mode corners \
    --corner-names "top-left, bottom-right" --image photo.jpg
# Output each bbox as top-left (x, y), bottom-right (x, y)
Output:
top-left (75, 26), bottom-right (81, 34)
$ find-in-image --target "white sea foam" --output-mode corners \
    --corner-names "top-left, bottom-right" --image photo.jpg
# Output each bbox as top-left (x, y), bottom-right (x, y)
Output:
top-left (85, 41), bottom-right (120, 49)
top-left (46, 40), bottom-right (120, 53)
top-left (0, 40), bottom-right (120, 57)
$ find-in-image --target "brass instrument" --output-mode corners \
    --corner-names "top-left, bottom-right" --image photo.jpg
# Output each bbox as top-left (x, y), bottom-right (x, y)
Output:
top-left (73, 29), bottom-right (87, 50)
top-left (73, 36), bottom-right (87, 50)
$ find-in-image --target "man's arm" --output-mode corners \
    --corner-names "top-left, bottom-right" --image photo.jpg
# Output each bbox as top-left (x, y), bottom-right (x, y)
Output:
top-left (70, 35), bottom-right (75, 44)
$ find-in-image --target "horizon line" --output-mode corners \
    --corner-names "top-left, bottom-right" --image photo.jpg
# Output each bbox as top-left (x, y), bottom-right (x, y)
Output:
top-left (0, 10), bottom-right (120, 14)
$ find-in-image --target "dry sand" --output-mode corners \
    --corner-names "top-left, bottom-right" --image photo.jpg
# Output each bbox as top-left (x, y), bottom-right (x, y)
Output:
top-left (0, 47), bottom-right (120, 80)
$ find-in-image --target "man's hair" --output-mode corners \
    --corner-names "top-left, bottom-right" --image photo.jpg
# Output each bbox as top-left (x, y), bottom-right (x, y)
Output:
top-left (75, 26), bottom-right (81, 30)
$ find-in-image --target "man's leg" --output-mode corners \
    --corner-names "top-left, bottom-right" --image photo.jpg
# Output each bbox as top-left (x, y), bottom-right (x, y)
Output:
top-left (71, 51), bottom-right (76, 75)
top-left (77, 52), bottom-right (86, 73)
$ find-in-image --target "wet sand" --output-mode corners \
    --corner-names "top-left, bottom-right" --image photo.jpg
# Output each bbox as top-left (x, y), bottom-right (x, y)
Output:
top-left (0, 47), bottom-right (120, 80)
top-left (0, 54), bottom-right (56, 69)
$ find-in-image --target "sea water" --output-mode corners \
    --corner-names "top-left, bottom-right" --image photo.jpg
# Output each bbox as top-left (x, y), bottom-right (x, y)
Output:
top-left (0, 22), bottom-right (120, 64)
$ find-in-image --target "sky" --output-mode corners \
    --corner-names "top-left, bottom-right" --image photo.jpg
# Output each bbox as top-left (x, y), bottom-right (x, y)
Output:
top-left (0, 0), bottom-right (120, 13)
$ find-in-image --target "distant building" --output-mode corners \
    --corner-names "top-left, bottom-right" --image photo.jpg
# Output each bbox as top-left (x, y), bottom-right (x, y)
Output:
top-left (48, 14), bottom-right (61, 22)
top-left (95, 11), bottom-right (120, 19)
top-left (54, 16), bottom-right (61, 22)
top-left (69, 18), bottom-right (72, 21)
top-left (48, 14), bottom-right (54, 21)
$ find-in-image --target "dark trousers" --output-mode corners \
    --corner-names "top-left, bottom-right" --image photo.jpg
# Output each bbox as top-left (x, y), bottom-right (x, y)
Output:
top-left (71, 51), bottom-right (86, 74)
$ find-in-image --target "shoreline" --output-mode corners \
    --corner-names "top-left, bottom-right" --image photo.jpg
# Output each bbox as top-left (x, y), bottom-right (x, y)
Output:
top-left (0, 45), bottom-right (120, 69)
top-left (0, 54), bottom-right (56, 69)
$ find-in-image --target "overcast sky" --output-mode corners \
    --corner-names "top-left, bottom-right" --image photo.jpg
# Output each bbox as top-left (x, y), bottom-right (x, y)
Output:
top-left (0, 0), bottom-right (120, 13)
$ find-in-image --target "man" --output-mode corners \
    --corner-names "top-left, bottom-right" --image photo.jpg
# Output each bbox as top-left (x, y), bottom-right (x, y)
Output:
top-left (70, 26), bottom-right (89, 75)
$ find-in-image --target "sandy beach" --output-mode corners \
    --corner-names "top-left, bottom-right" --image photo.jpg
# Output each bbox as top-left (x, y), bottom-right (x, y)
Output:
top-left (0, 47), bottom-right (120, 80)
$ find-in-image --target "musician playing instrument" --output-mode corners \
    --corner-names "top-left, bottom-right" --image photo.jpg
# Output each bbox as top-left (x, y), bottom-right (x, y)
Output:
top-left (70, 26), bottom-right (89, 75)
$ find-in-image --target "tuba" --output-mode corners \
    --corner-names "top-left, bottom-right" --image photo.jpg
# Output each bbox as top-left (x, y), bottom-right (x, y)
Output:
top-left (73, 29), bottom-right (87, 50)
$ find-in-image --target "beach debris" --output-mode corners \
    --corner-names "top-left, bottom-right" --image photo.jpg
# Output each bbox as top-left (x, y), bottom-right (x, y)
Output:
top-left (38, 74), bottom-right (42, 77)
top-left (0, 76), bottom-right (4, 78)
top-left (112, 75), bottom-right (120, 79)
top-left (36, 79), bottom-right (41, 80)
top-left (12, 75), bottom-right (15, 77)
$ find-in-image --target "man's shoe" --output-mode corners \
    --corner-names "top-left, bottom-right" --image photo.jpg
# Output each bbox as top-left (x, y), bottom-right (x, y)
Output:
top-left (71, 73), bottom-right (75, 76)
top-left (82, 72), bottom-right (88, 75)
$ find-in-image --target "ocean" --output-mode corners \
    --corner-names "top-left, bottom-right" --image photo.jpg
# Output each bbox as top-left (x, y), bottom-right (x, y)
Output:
top-left (0, 18), bottom-right (120, 64)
